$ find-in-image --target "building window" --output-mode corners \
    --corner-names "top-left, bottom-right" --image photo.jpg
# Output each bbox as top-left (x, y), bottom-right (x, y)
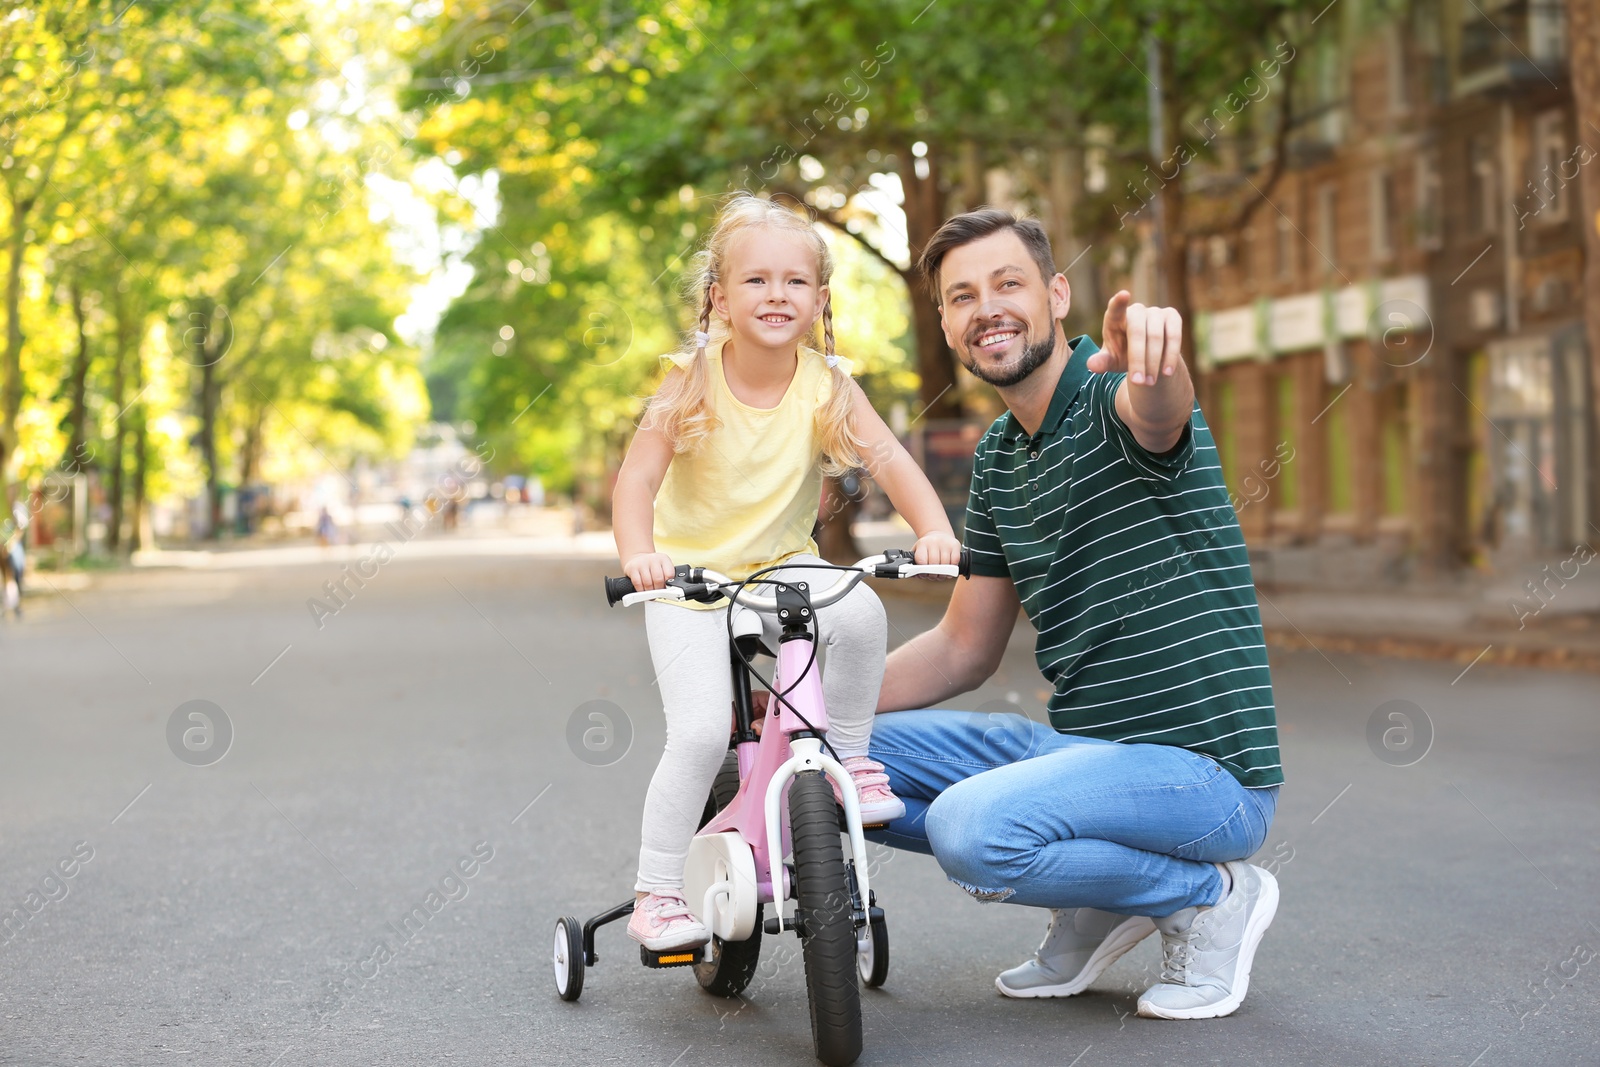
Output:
top-left (1470, 134), bottom-right (1498, 234)
top-left (1276, 371), bottom-right (1300, 512)
top-left (1276, 213), bottom-right (1294, 281)
top-left (1415, 150), bottom-right (1442, 250)
top-left (1371, 169), bottom-right (1395, 261)
top-left (1382, 383), bottom-right (1411, 518)
top-left (1416, 0), bottom-right (1445, 103)
top-left (1531, 1), bottom-right (1568, 65)
top-left (1531, 110), bottom-right (1570, 224)
top-left (1317, 183), bottom-right (1338, 277)
top-left (1207, 236), bottom-right (1230, 297)
top-left (1317, 44), bottom-right (1343, 145)
top-left (1208, 235), bottom-right (1229, 268)
top-left (1386, 27), bottom-right (1409, 114)
top-left (1325, 395), bottom-right (1354, 514)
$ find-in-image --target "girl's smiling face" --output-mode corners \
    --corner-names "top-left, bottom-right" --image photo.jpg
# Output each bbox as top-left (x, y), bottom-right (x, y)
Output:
top-left (710, 226), bottom-right (827, 355)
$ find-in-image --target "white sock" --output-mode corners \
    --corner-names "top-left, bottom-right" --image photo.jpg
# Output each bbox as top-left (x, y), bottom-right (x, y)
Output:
top-left (1215, 862), bottom-right (1233, 899)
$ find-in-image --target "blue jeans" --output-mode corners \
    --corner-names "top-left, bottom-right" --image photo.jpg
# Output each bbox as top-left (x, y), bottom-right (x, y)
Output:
top-left (866, 710), bottom-right (1278, 917)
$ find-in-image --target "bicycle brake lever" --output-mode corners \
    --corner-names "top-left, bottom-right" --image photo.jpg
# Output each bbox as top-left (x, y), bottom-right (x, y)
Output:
top-left (620, 587), bottom-right (687, 607)
top-left (896, 564), bottom-right (960, 578)
top-left (872, 548), bottom-right (915, 578)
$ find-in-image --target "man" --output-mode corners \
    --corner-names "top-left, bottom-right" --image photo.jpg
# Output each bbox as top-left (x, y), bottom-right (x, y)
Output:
top-left (868, 208), bottom-right (1283, 1020)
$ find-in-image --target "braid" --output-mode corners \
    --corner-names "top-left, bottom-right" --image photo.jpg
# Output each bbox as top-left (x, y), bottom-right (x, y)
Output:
top-left (813, 290), bottom-right (867, 476)
top-left (696, 283), bottom-right (714, 356)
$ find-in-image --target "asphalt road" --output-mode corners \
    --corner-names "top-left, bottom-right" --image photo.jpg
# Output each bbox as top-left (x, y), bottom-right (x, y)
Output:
top-left (1, 548), bottom-right (1596, 1066)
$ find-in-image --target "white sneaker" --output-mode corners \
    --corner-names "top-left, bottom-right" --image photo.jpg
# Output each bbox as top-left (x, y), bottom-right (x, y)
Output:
top-left (1137, 862), bottom-right (1279, 1020)
top-left (995, 907), bottom-right (1157, 998)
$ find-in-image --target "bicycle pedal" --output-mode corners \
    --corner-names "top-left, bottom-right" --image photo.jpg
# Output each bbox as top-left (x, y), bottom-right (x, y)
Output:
top-left (640, 945), bottom-right (703, 968)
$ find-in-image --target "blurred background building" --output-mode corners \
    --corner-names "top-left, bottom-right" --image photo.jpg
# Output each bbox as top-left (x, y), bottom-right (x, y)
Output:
top-left (2, 0), bottom-right (1595, 603)
top-left (1175, 0), bottom-right (1588, 582)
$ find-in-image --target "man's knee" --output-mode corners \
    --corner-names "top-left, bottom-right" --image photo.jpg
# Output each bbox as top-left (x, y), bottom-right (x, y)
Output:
top-left (926, 780), bottom-right (1031, 903)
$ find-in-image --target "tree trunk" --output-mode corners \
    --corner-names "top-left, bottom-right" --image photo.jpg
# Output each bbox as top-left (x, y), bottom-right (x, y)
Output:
top-left (1151, 34), bottom-right (1202, 398)
top-left (108, 288), bottom-right (130, 552)
top-left (1159, 179), bottom-right (1201, 397)
top-left (1569, 0), bottom-right (1600, 533)
top-left (131, 341), bottom-right (148, 552)
top-left (238, 404), bottom-right (264, 488)
top-left (900, 146), bottom-right (962, 419)
top-left (815, 474), bottom-right (862, 562)
top-left (1048, 143), bottom-right (1099, 337)
top-left (958, 139), bottom-right (985, 211)
top-left (64, 280), bottom-right (92, 469)
top-left (1, 209), bottom-right (27, 499)
top-left (193, 299), bottom-right (224, 539)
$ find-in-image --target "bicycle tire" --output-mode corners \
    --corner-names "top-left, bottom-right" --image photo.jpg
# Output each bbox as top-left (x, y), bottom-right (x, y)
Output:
top-left (698, 749), bottom-right (742, 829)
top-left (694, 749), bottom-right (759, 996)
top-left (695, 902), bottom-right (763, 997)
top-left (789, 770), bottom-right (862, 1067)
top-left (858, 911), bottom-right (888, 988)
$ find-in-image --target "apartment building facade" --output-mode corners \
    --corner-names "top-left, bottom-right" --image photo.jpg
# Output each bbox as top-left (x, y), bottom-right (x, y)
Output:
top-left (1186, 0), bottom-right (1587, 578)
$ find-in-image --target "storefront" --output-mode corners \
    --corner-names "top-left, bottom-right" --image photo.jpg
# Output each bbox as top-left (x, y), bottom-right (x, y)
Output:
top-left (1196, 276), bottom-right (1434, 562)
top-left (1480, 323), bottom-right (1592, 559)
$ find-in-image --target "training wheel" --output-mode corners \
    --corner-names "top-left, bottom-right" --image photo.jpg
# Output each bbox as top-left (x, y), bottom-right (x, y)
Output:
top-left (857, 910), bottom-right (888, 988)
top-left (553, 915), bottom-right (585, 1001)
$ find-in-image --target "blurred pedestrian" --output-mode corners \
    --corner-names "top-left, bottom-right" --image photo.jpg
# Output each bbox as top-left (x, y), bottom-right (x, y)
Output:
top-left (2, 501), bottom-right (27, 617)
top-left (316, 506), bottom-right (336, 546)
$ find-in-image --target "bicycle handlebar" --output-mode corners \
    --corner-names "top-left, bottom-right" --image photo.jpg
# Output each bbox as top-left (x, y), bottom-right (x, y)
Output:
top-left (604, 547), bottom-right (971, 611)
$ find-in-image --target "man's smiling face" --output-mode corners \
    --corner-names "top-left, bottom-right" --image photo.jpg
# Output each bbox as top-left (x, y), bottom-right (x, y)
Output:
top-left (936, 229), bottom-right (1070, 388)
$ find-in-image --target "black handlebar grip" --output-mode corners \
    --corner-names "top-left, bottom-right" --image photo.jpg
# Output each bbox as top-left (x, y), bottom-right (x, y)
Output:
top-left (958, 546), bottom-right (971, 578)
top-left (604, 575), bottom-right (635, 606)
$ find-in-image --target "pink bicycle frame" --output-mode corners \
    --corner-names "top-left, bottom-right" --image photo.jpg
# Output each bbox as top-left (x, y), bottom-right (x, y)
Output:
top-left (615, 551), bottom-right (960, 936)
top-left (697, 630), bottom-right (842, 906)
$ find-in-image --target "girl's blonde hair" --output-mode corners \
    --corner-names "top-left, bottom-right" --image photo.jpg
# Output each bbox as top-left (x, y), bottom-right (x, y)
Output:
top-left (644, 193), bottom-right (867, 477)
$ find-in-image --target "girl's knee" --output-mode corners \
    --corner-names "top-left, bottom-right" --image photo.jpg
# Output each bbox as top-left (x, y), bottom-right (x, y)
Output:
top-left (825, 583), bottom-right (886, 642)
top-left (663, 715), bottom-right (733, 763)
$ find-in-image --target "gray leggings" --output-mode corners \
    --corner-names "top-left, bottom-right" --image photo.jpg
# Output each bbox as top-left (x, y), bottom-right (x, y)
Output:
top-left (635, 555), bottom-right (887, 894)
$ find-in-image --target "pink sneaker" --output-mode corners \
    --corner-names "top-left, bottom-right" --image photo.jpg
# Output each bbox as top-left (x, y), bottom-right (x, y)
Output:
top-left (627, 892), bottom-right (710, 952)
top-left (832, 756), bottom-right (906, 825)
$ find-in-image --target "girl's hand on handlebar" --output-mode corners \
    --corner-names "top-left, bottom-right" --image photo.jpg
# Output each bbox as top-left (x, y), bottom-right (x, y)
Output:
top-left (912, 532), bottom-right (963, 575)
top-left (622, 551), bottom-right (674, 591)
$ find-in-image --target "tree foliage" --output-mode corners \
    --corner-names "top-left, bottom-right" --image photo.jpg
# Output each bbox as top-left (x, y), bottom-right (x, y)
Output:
top-left (402, 0), bottom-right (1321, 465)
top-left (2, 0), bottom-right (431, 545)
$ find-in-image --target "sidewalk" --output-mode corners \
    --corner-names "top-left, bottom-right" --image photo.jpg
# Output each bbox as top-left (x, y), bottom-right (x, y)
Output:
top-left (1250, 584), bottom-right (1600, 675)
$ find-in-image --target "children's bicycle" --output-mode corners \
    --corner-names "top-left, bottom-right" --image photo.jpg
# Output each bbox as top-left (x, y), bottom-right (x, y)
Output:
top-left (552, 548), bottom-right (968, 1067)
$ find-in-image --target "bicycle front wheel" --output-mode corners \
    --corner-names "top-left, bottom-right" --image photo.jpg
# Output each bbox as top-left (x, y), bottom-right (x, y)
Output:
top-left (789, 770), bottom-right (862, 1067)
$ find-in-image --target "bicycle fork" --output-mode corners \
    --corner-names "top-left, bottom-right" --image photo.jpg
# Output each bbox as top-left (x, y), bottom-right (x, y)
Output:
top-left (763, 736), bottom-right (873, 930)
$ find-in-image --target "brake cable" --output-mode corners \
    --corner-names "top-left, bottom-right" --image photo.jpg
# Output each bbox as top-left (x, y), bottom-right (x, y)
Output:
top-left (720, 560), bottom-right (871, 765)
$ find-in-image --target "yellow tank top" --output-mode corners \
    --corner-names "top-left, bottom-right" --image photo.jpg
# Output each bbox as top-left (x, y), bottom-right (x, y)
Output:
top-left (653, 343), bottom-right (851, 607)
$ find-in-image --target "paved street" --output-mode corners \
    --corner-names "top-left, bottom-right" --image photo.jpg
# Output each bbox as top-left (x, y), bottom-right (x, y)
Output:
top-left (2, 547), bottom-right (1596, 1066)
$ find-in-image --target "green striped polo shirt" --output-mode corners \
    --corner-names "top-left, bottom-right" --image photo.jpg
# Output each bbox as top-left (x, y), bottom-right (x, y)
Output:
top-left (964, 335), bottom-right (1283, 788)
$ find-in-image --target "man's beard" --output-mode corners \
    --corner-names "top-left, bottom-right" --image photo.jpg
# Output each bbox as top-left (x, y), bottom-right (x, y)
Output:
top-left (960, 326), bottom-right (1056, 388)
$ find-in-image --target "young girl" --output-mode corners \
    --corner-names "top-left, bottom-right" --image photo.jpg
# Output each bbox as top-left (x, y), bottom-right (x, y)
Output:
top-left (613, 194), bottom-right (962, 951)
